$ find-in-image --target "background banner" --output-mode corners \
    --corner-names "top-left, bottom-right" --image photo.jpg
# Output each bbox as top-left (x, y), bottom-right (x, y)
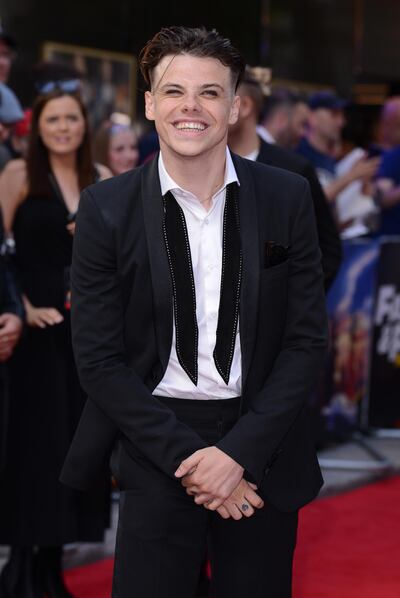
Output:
top-left (320, 240), bottom-right (379, 436)
top-left (367, 240), bottom-right (400, 428)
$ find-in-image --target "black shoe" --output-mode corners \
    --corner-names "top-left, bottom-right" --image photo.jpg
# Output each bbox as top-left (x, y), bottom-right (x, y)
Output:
top-left (0, 547), bottom-right (43, 598)
top-left (36, 547), bottom-right (75, 598)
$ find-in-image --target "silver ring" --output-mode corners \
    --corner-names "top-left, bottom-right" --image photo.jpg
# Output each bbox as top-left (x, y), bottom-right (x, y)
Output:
top-left (241, 503), bottom-right (249, 512)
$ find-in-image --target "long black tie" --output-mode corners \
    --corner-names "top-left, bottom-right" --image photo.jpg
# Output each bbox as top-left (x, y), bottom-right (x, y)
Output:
top-left (163, 182), bottom-right (242, 386)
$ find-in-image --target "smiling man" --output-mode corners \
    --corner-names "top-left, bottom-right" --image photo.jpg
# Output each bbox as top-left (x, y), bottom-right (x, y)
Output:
top-left (62, 26), bottom-right (327, 598)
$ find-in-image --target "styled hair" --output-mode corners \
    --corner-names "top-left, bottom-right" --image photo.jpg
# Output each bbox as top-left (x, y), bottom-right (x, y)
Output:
top-left (139, 26), bottom-right (245, 91)
top-left (27, 90), bottom-right (94, 198)
top-left (261, 89), bottom-right (307, 124)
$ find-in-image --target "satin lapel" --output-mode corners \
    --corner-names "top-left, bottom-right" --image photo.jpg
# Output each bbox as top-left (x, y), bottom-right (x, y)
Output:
top-left (141, 156), bottom-right (173, 372)
top-left (231, 153), bottom-right (260, 388)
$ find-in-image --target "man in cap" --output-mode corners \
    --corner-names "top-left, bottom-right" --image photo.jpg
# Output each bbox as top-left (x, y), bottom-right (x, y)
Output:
top-left (0, 82), bottom-right (24, 171)
top-left (297, 91), bottom-right (379, 204)
top-left (229, 73), bottom-right (341, 291)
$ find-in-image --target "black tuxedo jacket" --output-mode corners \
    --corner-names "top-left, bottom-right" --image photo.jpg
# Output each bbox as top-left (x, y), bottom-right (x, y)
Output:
top-left (257, 138), bottom-right (342, 291)
top-left (61, 152), bottom-right (327, 512)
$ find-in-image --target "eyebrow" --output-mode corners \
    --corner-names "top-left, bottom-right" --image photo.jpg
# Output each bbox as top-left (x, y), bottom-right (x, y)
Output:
top-left (158, 82), bottom-right (226, 92)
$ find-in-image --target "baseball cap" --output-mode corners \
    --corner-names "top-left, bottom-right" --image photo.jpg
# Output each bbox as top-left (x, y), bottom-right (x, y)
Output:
top-left (0, 27), bottom-right (17, 50)
top-left (308, 91), bottom-right (347, 111)
top-left (0, 82), bottom-right (23, 124)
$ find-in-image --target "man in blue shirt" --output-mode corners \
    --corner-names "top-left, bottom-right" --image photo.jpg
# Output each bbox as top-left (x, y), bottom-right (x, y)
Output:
top-left (376, 146), bottom-right (400, 236)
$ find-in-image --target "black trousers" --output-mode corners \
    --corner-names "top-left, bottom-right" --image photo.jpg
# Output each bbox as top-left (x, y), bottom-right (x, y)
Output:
top-left (112, 397), bottom-right (298, 598)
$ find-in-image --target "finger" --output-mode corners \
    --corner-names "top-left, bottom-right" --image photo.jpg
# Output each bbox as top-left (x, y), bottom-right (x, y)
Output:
top-left (224, 502), bottom-right (242, 520)
top-left (180, 475), bottom-right (199, 488)
top-left (204, 498), bottom-right (218, 511)
top-left (248, 482), bottom-right (258, 490)
top-left (185, 488), bottom-right (197, 496)
top-left (48, 309), bottom-right (64, 322)
top-left (174, 452), bottom-right (201, 478)
top-left (236, 501), bottom-right (254, 518)
top-left (181, 482), bottom-right (200, 496)
top-left (245, 489), bottom-right (264, 509)
top-left (45, 310), bottom-right (64, 324)
top-left (194, 493), bottom-right (213, 506)
top-left (39, 314), bottom-right (56, 326)
top-left (32, 317), bottom-right (46, 329)
top-left (216, 505), bottom-right (230, 519)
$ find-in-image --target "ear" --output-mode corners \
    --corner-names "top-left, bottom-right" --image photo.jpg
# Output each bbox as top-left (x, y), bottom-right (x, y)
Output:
top-left (228, 94), bottom-right (241, 126)
top-left (238, 95), bottom-right (253, 119)
top-left (144, 91), bottom-right (155, 122)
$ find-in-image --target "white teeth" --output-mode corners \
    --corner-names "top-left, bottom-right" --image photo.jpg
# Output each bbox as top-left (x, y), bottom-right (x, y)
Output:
top-left (175, 122), bottom-right (206, 131)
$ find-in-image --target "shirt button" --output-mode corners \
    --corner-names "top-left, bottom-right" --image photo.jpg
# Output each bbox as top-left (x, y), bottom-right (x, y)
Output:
top-left (211, 312), bottom-right (218, 319)
top-left (204, 219), bottom-right (210, 225)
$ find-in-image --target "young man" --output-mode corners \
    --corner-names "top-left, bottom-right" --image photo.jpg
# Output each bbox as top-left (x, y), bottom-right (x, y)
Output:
top-left (62, 26), bottom-right (327, 597)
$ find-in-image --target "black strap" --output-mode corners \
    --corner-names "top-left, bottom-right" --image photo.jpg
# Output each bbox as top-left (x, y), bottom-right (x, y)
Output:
top-left (163, 191), bottom-right (198, 384)
top-left (213, 182), bottom-right (242, 384)
top-left (163, 182), bottom-right (242, 386)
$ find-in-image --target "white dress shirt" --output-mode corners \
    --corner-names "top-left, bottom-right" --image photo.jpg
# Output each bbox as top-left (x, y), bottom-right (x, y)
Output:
top-left (153, 149), bottom-right (242, 400)
top-left (256, 124), bottom-right (276, 144)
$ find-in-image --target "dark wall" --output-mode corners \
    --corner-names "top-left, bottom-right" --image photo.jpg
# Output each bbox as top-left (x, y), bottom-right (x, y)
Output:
top-left (1, 0), bottom-right (262, 109)
top-left (269, 0), bottom-right (400, 96)
top-left (2, 0), bottom-right (400, 108)
top-left (269, 0), bottom-right (354, 95)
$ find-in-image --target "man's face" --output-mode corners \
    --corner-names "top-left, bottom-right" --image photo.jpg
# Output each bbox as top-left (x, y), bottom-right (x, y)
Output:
top-left (144, 54), bottom-right (240, 160)
top-left (383, 107), bottom-right (400, 148)
top-left (0, 41), bottom-right (13, 83)
top-left (311, 107), bottom-right (345, 144)
top-left (287, 102), bottom-right (310, 148)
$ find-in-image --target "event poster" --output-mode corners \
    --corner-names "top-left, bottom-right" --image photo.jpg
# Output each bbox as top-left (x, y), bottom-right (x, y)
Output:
top-left (367, 240), bottom-right (400, 428)
top-left (321, 240), bottom-right (379, 434)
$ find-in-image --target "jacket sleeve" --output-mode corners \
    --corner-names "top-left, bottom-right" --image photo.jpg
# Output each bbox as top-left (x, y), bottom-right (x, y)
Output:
top-left (70, 188), bottom-right (206, 478)
top-left (216, 181), bottom-right (328, 486)
top-left (304, 162), bottom-right (342, 291)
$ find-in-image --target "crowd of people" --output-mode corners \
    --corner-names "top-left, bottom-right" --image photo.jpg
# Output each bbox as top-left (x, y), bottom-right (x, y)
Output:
top-left (0, 23), bottom-right (399, 598)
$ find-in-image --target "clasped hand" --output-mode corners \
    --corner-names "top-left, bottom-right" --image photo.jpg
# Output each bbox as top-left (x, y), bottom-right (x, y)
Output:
top-left (175, 446), bottom-right (264, 520)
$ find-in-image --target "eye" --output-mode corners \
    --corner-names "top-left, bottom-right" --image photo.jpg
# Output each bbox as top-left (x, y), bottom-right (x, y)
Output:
top-left (164, 89), bottom-right (182, 96)
top-left (202, 89), bottom-right (218, 97)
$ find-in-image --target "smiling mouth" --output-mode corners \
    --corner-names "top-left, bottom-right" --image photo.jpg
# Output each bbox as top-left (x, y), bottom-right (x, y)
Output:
top-left (173, 121), bottom-right (208, 132)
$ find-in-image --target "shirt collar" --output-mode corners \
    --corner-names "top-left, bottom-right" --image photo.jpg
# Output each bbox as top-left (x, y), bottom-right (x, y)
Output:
top-left (158, 147), bottom-right (240, 198)
top-left (256, 124), bottom-right (275, 144)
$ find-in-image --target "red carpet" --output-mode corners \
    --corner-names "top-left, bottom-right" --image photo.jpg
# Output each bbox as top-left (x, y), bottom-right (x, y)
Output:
top-left (65, 476), bottom-right (400, 597)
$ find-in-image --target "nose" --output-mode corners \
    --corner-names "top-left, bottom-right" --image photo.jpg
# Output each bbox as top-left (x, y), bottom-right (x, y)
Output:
top-left (182, 92), bottom-right (201, 113)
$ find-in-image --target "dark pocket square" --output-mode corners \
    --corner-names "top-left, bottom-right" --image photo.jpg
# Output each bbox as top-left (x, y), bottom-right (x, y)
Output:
top-left (265, 241), bottom-right (289, 268)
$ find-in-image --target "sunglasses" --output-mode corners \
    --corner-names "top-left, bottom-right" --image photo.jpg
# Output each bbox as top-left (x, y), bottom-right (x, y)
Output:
top-left (36, 78), bottom-right (81, 95)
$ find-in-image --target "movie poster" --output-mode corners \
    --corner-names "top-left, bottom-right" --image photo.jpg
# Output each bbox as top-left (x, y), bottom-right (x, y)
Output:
top-left (321, 240), bottom-right (379, 435)
top-left (367, 240), bottom-right (400, 428)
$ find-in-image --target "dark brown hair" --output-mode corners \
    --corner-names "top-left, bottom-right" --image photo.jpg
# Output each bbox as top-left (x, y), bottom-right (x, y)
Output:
top-left (26, 90), bottom-right (94, 198)
top-left (139, 26), bottom-right (245, 91)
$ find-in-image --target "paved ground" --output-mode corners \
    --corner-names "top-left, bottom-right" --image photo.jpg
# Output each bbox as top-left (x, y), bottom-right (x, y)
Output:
top-left (1, 434), bottom-right (400, 572)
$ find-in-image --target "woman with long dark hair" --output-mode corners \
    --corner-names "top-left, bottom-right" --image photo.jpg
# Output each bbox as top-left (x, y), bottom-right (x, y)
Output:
top-left (0, 82), bottom-right (111, 598)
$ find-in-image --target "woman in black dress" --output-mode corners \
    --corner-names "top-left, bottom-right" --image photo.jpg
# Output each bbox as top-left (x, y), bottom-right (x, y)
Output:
top-left (0, 83), bottom-right (111, 598)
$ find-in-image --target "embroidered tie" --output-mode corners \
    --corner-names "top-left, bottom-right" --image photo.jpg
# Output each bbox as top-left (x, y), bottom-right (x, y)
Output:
top-left (163, 182), bottom-right (242, 385)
